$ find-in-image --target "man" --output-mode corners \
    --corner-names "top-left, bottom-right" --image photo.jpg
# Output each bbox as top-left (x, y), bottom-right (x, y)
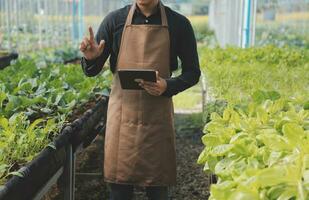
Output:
top-left (80, 0), bottom-right (200, 199)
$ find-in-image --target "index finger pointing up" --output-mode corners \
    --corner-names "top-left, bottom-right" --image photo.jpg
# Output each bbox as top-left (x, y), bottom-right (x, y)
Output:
top-left (89, 26), bottom-right (94, 42)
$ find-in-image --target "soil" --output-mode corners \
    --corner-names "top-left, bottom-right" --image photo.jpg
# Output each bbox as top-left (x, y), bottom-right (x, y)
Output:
top-left (66, 96), bottom-right (101, 122)
top-left (44, 113), bottom-right (210, 200)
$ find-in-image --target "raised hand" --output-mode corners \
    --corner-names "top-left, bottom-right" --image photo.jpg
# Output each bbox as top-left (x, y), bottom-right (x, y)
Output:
top-left (79, 26), bottom-right (105, 60)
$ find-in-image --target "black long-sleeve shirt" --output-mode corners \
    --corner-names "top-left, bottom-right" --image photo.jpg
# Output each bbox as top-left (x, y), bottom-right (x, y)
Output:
top-left (81, 4), bottom-right (201, 97)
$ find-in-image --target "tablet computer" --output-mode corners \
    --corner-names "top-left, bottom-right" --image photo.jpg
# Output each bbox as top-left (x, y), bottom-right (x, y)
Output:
top-left (118, 69), bottom-right (157, 90)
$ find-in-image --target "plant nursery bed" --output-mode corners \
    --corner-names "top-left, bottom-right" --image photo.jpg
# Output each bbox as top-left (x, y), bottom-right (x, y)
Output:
top-left (0, 95), bottom-right (108, 200)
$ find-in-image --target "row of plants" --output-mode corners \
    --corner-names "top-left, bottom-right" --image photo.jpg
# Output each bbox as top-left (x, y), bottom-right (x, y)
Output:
top-left (0, 50), bottom-right (112, 184)
top-left (1, 31), bottom-right (73, 53)
top-left (198, 45), bottom-right (309, 199)
top-left (199, 45), bottom-right (309, 105)
top-left (198, 93), bottom-right (309, 200)
top-left (256, 25), bottom-right (309, 49)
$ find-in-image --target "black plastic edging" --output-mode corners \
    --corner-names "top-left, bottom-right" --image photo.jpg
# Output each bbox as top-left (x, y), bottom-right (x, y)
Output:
top-left (0, 53), bottom-right (18, 70)
top-left (63, 58), bottom-right (80, 65)
top-left (0, 95), bottom-right (109, 200)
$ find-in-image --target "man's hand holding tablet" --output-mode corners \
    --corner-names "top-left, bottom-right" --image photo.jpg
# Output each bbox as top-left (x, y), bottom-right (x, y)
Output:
top-left (118, 70), bottom-right (167, 96)
top-left (139, 71), bottom-right (167, 96)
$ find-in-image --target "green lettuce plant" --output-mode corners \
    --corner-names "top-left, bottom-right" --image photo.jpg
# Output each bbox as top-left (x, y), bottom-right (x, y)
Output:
top-left (198, 94), bottom-right (309, 200)
top-left (199, 45), bottom-right (309, 104)
top-left (0, 49), bottom-right (112, 184)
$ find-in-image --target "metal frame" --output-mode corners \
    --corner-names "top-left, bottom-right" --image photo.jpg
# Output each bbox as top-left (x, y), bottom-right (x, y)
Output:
top-left (28, 123), bottom-right (106, 200)
top-left (72, 0), bottom-right (85, 42)
top-left (29, 144), bottom-right (76, 200)
top-left (29, 145), bottom-right (76, 200)
top-left (33, 168), bottom-right (64, 200)
top-left (201, 71), bottom-right (207, 115)
top-left (4, 0), bottom-right (11, 49)
top-left (241, 0), bottom-right (258, 48)
top-left (63, 145), bottom-right (75, 200)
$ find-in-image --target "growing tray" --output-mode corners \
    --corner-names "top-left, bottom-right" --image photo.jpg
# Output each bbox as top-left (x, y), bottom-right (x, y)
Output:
top-left (0, 95), bottom-right (109, 200)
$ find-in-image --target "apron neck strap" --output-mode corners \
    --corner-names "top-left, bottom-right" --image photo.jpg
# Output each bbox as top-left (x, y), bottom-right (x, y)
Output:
top-left (125, 1), bottom-right (168, 27)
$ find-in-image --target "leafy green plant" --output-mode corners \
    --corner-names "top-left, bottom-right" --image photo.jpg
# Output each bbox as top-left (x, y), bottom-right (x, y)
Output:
top-left (198, 43), bottom-right (309, 198)
top-left (203, 100), bottom-right (227, 123)
top-left (256, 25), bottom-right (309, 49)
top-left (0, 113), bottom-right (61, 184)
top-left (0, 48), bottom-right (112, 184)
top-left (199, 45), bottom-right (309, 104)
top-left (198, 95), bottom-right (309, 200)
top-left (0, 56), bottom-right (112, 119)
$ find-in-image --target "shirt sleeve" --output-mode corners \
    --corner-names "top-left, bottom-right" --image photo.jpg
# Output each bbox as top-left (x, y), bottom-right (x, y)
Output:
top-left (81, 13), bottom-right (113, 77)
top-left (161, 17), bottom-right (201, 97)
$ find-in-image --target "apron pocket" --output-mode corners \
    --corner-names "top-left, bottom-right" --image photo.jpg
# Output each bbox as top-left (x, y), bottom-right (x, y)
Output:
top-left (141, 93), bottom-right (173, 126)
top-left (121, 90), bottom-right (141, 125)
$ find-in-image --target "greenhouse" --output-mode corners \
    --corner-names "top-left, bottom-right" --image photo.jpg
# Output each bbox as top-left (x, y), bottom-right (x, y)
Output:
top-left (0, 0), bottom-right (308, 199)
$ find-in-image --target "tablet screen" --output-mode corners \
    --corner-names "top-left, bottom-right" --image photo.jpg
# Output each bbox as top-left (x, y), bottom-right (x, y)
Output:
top-left (118, 69), bottom-right (157, 90)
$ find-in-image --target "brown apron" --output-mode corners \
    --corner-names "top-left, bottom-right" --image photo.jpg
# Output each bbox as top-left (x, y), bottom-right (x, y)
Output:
top-left (103, 1), bottom-right (176, 187)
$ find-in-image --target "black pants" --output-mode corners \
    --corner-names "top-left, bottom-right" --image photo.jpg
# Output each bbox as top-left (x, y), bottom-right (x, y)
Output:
top-left (108, 183), bottom-right (169, 200)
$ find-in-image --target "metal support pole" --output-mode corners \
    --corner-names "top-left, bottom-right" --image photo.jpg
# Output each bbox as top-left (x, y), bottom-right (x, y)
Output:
top-left (238, 0), bottom-right (244, 47)
top-left (242, 0), bottom-right (251, 48)
top-left (37, 0), bottom-right (42, 49)
top-left (78, 0), bottom-right (84, 42)
top-left (251, 0), bottom-right (257, 46)
top-left (5, 0), bottom-right (12, 50)
top-left (63, 145), bottom-right (75, 200)
top-left (72, 151), bottom-right (76, 200)
top-left (55, 0), bottom-right (59, 46)
top-left (241, 0), bottom-right (257, 48)
top-left (65, 0), bottom-right (70, 43)
top-left (0, 0), bottom-right (4, 49)
top-left (201, 72), bottom-right (207, 116)
top-left (44, 0), bottom-right (47, 48)
top-left (72, 0), bottom-right (78, 41)
top-left (33, 168), bottom-right (64, 200)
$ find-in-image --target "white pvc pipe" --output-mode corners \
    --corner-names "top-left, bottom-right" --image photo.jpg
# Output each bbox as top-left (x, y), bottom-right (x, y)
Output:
top-left (241, 0), bottom-right (257, 48)
top-left (251, 0), bottom-right (257, 47)
top-left (5, 0), bottom-right (12, 50)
